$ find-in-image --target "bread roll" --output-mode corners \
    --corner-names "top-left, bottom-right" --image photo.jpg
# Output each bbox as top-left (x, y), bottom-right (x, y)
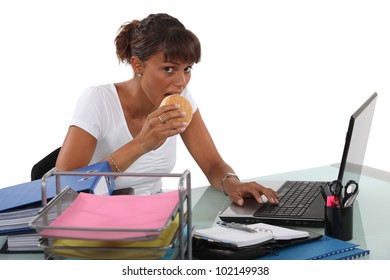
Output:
top-left (160, 94), bottom-right (193, 124)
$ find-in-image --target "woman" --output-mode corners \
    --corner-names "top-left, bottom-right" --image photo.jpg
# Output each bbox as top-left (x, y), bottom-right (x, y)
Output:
top-left (56, 13), bottom-right (279, 206)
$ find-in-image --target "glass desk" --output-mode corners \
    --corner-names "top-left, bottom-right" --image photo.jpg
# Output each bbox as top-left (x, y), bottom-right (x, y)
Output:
top-left (191, 164), bottom-right (390, 260)
top-left (1, 165), bottom-right (389, 260)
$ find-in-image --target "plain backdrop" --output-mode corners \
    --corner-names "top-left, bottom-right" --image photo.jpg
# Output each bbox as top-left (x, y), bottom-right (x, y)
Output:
top-left (1, 0), bottom-right (389, 189)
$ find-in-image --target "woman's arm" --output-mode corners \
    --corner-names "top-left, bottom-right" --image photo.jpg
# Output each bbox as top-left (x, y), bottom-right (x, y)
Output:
top-left (181, 110), bottom-right (279, 206)
top-left (56, 126), bottom-right (97, 171)
top-left (56, 104), bottom-right (188, 172)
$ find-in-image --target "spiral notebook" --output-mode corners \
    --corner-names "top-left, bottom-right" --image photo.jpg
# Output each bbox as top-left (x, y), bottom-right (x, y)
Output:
top-left (193, 222), bottom-right (309, 248)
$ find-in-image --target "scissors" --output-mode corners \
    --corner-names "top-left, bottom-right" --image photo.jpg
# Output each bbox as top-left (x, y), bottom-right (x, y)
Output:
top-left (328, 180), bottom-right (359, 208)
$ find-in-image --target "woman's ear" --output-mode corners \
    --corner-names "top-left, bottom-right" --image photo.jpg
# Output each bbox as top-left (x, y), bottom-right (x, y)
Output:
top-left (130, 56), bottom-right (143, 75)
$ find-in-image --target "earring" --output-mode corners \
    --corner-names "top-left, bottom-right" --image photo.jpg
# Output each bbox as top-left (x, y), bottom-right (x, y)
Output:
top-left (137, 73), bottom-right (142, 78)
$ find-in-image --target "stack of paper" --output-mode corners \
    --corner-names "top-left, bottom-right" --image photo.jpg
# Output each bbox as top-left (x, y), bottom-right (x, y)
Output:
top-left (0, 207), bottom-right (40, 234)
top-left (37, 190), bottom-right (180, 240)
top-left (1, 233), bottom-right (43, 253)
top-left (29, 188), bottom-right (184, 259)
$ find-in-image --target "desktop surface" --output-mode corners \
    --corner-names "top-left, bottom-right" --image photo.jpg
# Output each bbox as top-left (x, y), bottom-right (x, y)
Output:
top-left (1, 164), bottom-right (389, 260)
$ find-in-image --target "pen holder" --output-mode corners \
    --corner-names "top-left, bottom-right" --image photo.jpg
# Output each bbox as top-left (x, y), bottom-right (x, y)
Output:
top-left (324, 205), bottom-right (353, 241)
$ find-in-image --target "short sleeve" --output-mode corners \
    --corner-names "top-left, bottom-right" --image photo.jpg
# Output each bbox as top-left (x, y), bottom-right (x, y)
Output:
top-left (182, 87), bottom-right (198, 113)
top-left (70, 87), bottom-right (107, 139)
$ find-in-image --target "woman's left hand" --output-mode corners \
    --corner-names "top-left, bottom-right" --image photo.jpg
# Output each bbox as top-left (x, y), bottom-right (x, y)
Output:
top-left (226, 181), bottom-right (279, 207)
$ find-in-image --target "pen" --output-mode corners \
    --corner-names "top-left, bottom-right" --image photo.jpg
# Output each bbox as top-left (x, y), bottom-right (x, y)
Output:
top-left (217, 221), bottom-right (257, 233)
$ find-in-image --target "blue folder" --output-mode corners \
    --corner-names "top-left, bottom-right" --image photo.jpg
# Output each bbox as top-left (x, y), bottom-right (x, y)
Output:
top-left (258, 235), bottom-right (369, 260)
top-left (0, 161), bottom-right (115, 213)
top-left (320, 247), bottom-right (370, 260)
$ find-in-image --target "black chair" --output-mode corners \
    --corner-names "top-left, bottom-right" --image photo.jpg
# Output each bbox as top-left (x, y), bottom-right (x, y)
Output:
top-left (31, 147), bottom-right (61, 181)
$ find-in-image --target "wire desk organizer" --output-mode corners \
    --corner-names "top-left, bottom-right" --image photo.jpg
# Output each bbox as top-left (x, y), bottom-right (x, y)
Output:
top-left (30, 168), bottom-right (192, 260)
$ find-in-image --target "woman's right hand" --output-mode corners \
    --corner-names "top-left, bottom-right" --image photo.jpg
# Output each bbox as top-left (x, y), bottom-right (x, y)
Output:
top-left (134, 104), bottom-right (189, 152)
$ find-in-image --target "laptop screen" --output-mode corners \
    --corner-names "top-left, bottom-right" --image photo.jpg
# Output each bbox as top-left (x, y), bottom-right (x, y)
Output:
top-left (337, 93), bottom-right (377, 186)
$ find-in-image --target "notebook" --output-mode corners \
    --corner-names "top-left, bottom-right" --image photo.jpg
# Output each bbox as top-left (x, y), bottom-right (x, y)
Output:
top-left (192, 230), bottom-right (322, 260)
top-left (219, 93), bottom-right (377, 227)
top-left (193, 222), bottom-right (309, 248)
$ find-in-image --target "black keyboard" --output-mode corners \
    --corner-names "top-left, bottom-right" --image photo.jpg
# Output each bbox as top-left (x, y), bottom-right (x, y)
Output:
top-left (254, 181), bottom-right (326, 217)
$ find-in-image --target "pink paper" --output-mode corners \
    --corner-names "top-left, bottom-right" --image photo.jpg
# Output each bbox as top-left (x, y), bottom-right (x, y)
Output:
top-left (41, 190), bottom-right (179, 240)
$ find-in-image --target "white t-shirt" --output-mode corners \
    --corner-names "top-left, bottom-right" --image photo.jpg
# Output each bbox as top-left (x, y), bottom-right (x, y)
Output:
top-left (70, 84), bottom-right (198, 195)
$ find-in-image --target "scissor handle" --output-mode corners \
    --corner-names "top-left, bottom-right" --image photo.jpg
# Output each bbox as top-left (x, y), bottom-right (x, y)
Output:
top-left (342, 180), bottom-right (359, 207)
top-left (344, 180), bottom-right (358, 195)
top-left (329, 180), bottom-right (343, 197)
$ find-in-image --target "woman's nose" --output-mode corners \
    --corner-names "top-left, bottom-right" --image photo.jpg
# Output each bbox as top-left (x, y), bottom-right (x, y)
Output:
top-left (174, 72), bottom-right (188, 90)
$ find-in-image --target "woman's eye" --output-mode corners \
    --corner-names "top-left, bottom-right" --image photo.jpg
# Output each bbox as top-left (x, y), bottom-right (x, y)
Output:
top-left (184, 66), bottom-right (193, 73)
top-left (164, 67), bottom-right (174, 73)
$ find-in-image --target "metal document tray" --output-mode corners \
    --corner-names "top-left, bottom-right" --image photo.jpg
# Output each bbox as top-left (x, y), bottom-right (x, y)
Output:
top-left (29, 169), bottom-right (192, 260)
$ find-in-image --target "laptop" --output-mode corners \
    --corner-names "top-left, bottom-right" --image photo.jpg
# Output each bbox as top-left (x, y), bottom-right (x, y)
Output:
top-left (219, 92), bottom-right (378, 227)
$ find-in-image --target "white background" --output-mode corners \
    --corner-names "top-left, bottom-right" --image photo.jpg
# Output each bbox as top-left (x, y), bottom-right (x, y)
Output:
top-left (1, 0), bottom-right (389, 189)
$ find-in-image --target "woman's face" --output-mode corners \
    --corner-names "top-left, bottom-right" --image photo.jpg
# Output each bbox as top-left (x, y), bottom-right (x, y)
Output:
top-left (139, 52), bottom-right (193, 107)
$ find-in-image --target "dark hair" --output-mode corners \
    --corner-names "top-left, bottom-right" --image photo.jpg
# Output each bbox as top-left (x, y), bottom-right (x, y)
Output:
top-left (115, 13), bottom-right (201, 65)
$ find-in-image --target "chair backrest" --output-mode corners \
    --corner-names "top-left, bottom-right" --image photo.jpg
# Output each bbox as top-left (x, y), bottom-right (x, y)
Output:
top-left (31, 147), bottom-right (61, 181)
